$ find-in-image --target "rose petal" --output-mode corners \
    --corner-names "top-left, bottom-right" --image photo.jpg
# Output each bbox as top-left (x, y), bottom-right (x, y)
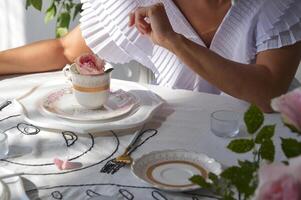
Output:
top-left (271, 88), bottom-right (301, 131)
top-left (256, 175), bottom-right (301, 200)
top-left (61, 160), bottom-right (82, 170)
top-left (53, 158), bottom-right (64, 170)
top-left (54, 158), bottom-right (82, 170)
top-left (289, 156), bottom-right (301, 181)
top-left (75, 53), bottom-right (105, 75)
top-left (258, 163), bottom-right (288, 185)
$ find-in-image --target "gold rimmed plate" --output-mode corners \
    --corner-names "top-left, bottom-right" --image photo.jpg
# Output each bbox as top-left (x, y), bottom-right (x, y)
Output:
top-left (40, 87), bottom-right (139, 122)
top-left (132, 150), bottom-right (222, 192)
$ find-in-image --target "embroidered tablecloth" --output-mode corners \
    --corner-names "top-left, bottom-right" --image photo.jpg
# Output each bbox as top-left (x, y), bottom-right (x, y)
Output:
top-left (0, 72), bottom-right (291, 200)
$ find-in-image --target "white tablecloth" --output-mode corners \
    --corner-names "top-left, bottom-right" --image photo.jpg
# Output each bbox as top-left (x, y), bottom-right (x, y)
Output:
top-left (0, 72), bottom-right (292, 200)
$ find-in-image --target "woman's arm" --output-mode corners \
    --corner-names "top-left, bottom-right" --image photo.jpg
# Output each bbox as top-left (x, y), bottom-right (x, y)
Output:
top-left (165, 35), bottom-right (301, 112)
top-left (130, 3), bottom-right (301, 112)
top-left (0, 26), bottom-right (92, 75)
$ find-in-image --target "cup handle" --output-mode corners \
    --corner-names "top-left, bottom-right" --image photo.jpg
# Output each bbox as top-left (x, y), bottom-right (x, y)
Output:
top-left (63, 64), bottom-right (72, 82)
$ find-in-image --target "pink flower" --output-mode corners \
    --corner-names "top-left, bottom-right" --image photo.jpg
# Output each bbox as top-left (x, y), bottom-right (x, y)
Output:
top-left (271, 88), bottom-right (301, 131)
top-left (253, 156), bottom-right (301, 200)
top-left (75, 53), bottom-right (105, 75)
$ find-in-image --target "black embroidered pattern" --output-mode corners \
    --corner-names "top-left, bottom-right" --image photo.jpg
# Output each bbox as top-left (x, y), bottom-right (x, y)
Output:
top-left (1, 133), bottom-right (94, 168)
top-left (51, 191), bottom-right (63, 199)
top-left (0, 100), bottom-right (12, 111)
top-left (119, 189), bottom-right (134, 200)
top-left (0, 114), bottom-right (20, 122)
top-left (17, 123), bottom-right (40, 135)
top-left (152, 190), bottom-right (168, 200)
top-left (86, 189), bottom-right (101, 197)
top-left (62, 131), bottom-right (78, 147)
top-left (16, 131), bottom-right (119, 175)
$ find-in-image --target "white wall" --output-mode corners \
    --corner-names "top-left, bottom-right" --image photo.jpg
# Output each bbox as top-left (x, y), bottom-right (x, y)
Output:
top-left (0, 0), bottom-right (26, 50)
top-left (24, 1), bottom-right (78, 43)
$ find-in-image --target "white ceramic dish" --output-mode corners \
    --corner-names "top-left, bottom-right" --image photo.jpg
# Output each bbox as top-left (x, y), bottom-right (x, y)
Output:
top-left (0, 180), bottom-right (9, 200)
top-left (40, 88), bottom-right (139, 121)
top-left (0, 168), bottom-right (29, 200)
top-left (132, 150), bottom-right (222, 192)
top-left (15, 79), bottom-right (164, 134)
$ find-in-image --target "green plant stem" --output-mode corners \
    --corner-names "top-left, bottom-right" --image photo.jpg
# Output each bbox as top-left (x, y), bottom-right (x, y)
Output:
top-left (257, 150), bottom-right (261, 163)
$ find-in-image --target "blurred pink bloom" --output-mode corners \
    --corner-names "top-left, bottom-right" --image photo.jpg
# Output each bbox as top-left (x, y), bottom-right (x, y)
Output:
top-left (271, 88), bottom-right (301, 131)
top-left (54, 158), bottom-right (82, 170)
top-left (253, 156), bottom-right (301, 200)
top-left (75, 53), bottom-right (105, 75)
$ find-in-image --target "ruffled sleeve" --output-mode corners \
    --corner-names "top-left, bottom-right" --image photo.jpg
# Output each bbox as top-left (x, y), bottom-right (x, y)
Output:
top-left (256, 0), bottom-right (301, 52)
top-left (79, 0), bottom-right (157, 73)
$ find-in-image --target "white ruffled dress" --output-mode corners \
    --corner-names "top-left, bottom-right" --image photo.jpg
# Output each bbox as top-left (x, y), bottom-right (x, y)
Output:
top-left (80, 0), bottom-right (301, 94)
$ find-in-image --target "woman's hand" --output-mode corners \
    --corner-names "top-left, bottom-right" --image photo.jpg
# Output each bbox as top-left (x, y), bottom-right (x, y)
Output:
top-left (129, 3), bottom-right (178, 48)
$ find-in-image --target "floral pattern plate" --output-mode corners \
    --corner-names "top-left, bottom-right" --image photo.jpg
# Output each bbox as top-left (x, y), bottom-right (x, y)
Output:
top-left (132, 150), bottom-right (222, 192)
top-left (40, 88), bottom-right (139, 121)
top-left (16, 79), bottom-right (164, 134)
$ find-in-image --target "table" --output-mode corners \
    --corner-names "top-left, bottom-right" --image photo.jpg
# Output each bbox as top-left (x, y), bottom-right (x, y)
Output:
top-left (0, 72), bottom-right (292, 200)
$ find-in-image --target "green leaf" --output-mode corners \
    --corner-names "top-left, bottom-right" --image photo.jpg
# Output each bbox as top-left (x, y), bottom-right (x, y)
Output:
top-left (221, 164), bottom-right (257, 198)
top-left (244, 105), bottom-right (264, 134)
top-left (227, 139), bottom-right (255, 153)
top-left (65, 1), bottom-right (73, 11)
top-left (284, 123), bottom-right (301, 135)
top-left (30, 0), bottom-right (43, 11)
top-left (25, 0), bottom-right (31, 9)
top-left (44, 4), bottom-right (57, 24)
top-left (259, 139), bottom-right (275, 162)
top-left (58, 12), bottom-right (71, 28)
top-left (238, 160), bottom-right (258, 169)
top-left (255, 125), bottom-right (275, 144)
top-left (73, 3), bottom-right (83, 21)
top-left (56, 27), bottom-right (68, 38)
top-left (281, 138), bottom-right (301, 158)
top-left (223, 194), bottom-right (236, 200)
top-left (190, 175), bottom-right (211, 189)
top-left (208, 172), bottom-right (219, 185)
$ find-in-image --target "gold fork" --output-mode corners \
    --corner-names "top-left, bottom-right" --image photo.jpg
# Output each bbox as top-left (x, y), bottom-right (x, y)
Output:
top-left (101, 128), bottom-right (143, 174)
top-left (114, 147), bottom-right (134, 164)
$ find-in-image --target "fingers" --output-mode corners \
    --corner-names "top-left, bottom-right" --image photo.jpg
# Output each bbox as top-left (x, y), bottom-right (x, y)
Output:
top-left (128, 12), bottom-right (135, 27)
top-left (129, 7), bottom-right (151, 35)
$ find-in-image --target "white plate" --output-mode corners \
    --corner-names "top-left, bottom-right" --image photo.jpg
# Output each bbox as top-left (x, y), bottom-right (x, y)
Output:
top-left (132, 150), bottom-right (222, 192)
top-left (0, 168), bottom-right (29, 200)
top-left (40, 88), bottom-right (139, 122)
top-left (15, 79), bottom-right (164, 134)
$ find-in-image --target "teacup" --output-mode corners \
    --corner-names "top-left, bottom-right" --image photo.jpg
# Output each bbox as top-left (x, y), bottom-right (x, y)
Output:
top-left (63, 63), bottom-right (112, 109)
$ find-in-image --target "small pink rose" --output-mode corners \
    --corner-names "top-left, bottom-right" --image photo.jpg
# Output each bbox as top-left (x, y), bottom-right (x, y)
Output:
top-left (271, 88), bottom-right (301, 131)
top-left (75, 53), bottom-right (105, 75)
top-left (257, 175), bottom-right (301, 200)
top-left (253, 156), bottom-right (301, 200)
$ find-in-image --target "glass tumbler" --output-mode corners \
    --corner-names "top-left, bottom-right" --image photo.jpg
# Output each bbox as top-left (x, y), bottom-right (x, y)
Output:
top-left (210, 110), bottom-right (240, 138)
top-left (0, 132), bottom-right (9, 158)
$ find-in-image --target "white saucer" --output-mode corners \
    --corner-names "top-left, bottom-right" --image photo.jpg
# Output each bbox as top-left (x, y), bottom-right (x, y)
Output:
top-left (0, 168), bottom-right (29, 200)
top-left (16, 79), bottom-right (164, 134)
top-left (0, 180), bottom-right (9, 200)
top-left (40, 88), bottom-right (139, 121)
top-left (132, 150), bottom-right (222, 192)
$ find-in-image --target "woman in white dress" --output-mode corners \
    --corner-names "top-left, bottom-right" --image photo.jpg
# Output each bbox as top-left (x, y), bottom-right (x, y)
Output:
top-left (0, 0), bottom-right (300, 112)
